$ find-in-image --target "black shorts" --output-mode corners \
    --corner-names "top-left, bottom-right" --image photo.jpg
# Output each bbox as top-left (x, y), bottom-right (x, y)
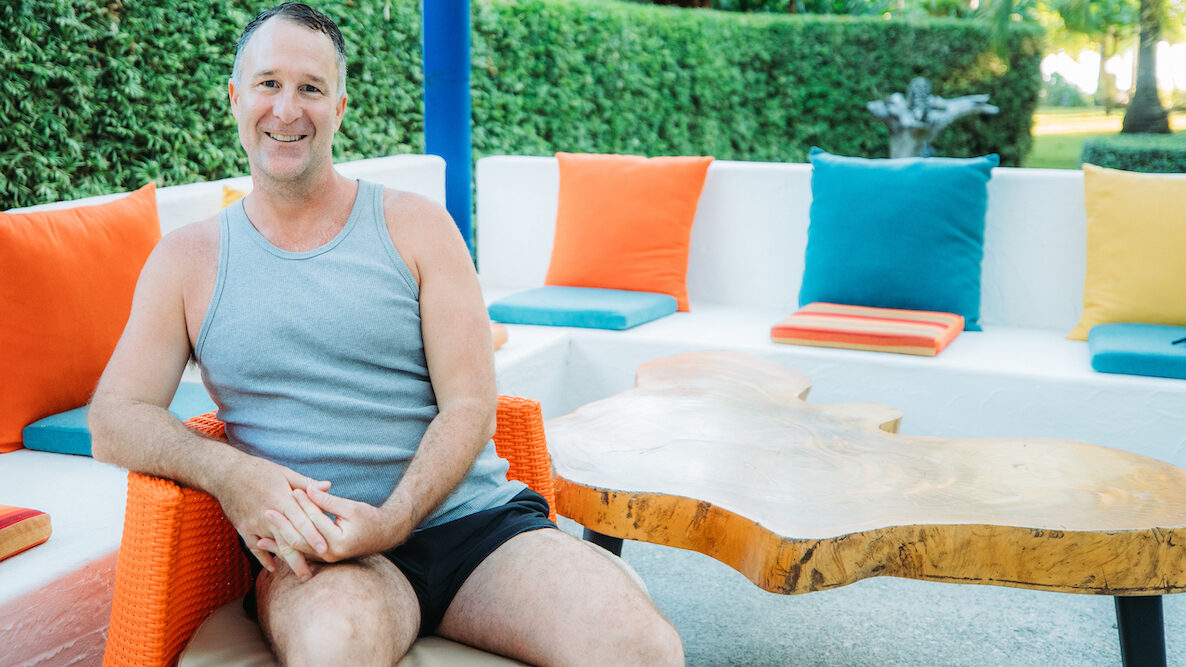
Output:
top-left (241, 488), bottom-right (556, 636)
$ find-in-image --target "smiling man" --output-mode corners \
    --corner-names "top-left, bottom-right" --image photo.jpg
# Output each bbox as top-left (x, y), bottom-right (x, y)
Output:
top-left (89, 3), bottom-right (684, 665)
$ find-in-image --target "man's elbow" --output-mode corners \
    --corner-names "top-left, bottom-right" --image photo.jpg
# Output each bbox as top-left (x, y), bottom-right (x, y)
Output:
top-left (87, 397), bottom-right (120, 463)
top-left (474, 397), bottom-right (498, 445)
top-left (481, 409), bottom-right (497, 444)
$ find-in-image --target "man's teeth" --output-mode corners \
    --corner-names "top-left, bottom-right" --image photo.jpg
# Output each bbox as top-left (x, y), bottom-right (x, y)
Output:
top-left (268, 133), bottom-right (302, 142)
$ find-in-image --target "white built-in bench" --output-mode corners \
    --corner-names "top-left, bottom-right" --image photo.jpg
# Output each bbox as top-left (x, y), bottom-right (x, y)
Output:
top-left (478, 156), bottom-right (1186, 470)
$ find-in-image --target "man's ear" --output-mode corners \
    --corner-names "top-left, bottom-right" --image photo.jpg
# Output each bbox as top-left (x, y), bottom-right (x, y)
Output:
top-left (334, 93), bottom-right (348, 130)
top-left (228, 78), bottom-right (240, 117)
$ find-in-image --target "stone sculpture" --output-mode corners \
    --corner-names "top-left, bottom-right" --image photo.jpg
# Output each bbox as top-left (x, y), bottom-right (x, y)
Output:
top-left (867, 78), bottom-right (999, 158)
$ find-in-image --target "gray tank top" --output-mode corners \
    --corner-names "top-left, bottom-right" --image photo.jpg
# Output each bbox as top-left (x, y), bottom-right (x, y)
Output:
top-left (194, 179), bottom-right (523, 529)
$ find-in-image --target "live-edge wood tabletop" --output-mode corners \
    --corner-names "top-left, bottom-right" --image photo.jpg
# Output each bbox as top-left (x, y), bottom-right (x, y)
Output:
top-left (546, 350), bottom-right (1186, 596)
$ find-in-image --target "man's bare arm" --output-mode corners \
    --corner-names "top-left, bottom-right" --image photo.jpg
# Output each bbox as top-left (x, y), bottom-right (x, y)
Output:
top-left (383, 192), bottom-right (498, 532)
top-left (266, 193), bottom-right (497, 561)
top-left (90, 226), bottom-right (332, 578)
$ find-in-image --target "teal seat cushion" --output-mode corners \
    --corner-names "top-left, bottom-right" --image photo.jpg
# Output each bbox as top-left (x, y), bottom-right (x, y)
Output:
top-left (22, 382), bottom-right (217, 456)
top-left (799, 147), bottom-right (999, 331)
top-left (1089, 323), bottom-right (1186, 380)
top-left (488, 286), bottom-right (677, 330)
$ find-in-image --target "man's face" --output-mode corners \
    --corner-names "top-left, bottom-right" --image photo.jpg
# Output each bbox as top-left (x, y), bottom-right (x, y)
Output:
top-left (229, 18), bottom-right (347, 185)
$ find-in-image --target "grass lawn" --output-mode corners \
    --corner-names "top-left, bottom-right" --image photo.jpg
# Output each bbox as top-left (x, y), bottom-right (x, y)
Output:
top-left (1025, 106), bottom-right (1186, 170)
top-left (1025, 132), bottom-right (1105, 169)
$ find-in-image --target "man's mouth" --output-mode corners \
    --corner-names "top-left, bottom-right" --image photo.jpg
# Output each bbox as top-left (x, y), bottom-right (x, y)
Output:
top-left (266, 132), bottom-right (306, 142)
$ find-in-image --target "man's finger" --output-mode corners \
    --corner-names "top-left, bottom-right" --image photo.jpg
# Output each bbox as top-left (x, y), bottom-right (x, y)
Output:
top-left (263, 533), bottom-right (313, 581)
top-left (249, 543), bottom-right (277, 574)
top-left (283, 468), bottom-right (331, 492)
top-left (268, 503), bottom-right (328, 555)
top-left (264, 509), bottom-right (321, 555)
top-left (305, 484), bottom-right (357, 517)
top-left (294, 488), bottom-right (337, 540)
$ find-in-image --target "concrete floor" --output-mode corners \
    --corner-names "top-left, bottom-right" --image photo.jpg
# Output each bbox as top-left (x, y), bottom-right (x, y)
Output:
top-left (556, 519), bottom-right (1186, 666)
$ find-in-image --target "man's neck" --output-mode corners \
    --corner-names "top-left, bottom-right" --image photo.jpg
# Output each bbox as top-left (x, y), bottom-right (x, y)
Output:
top-left (244, 168), bottom-right (357, 252)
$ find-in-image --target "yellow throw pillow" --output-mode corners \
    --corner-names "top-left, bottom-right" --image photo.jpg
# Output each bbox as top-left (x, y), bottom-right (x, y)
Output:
top-left (221, 185), bottom-right (248, 208)
top-left (1068, 165), bottom-right (1186, 340)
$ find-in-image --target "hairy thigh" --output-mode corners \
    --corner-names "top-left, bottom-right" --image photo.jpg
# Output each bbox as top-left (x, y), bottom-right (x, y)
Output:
top-left (257, 554), bottom-right (420, 665)
top-left (438, 529), bottom-right (683, 666)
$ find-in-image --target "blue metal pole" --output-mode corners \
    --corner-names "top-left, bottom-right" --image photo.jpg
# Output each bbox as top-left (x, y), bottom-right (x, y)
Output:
top-left (422, 0), bottom-right (473, 253)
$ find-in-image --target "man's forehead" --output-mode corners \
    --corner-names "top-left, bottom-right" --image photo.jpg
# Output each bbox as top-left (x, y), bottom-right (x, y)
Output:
top-left (241, 17), bottom-right (337, 71)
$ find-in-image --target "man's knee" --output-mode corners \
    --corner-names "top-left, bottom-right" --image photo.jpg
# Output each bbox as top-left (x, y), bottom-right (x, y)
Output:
top-left (260, 557), bottom-right (418, 665)
top-left (616, 612), bottom-right (683, 659)
top-left (273, 610), bottom-right (395, 665)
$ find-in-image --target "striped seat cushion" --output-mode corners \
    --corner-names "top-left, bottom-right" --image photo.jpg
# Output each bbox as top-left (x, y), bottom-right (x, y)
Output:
top-left (771, 303), bottom-right (964, 356)
top-left (0, 505), bottom-right (52, 562)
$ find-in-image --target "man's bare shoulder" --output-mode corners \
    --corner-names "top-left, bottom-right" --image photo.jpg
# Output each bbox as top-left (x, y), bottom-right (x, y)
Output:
top-left (152, 215), bottom-right (219, 268)
top-left (135, 215), bottom-right (220, 297)
top-left (380, 188), bottom-right (455, 236)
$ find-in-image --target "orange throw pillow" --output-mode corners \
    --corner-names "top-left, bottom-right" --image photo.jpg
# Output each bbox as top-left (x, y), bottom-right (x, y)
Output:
top-left (544, 153), bottom-right (713, 311)
top-left (0, 183), bottom-right (161, 452)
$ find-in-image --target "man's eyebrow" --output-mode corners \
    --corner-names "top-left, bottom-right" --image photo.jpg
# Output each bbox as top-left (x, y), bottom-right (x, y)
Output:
top-left (252, 70), bottom-right (330, 87)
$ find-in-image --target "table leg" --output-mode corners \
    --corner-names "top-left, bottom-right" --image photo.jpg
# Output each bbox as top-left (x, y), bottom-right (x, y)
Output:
top-left (1114, 595), bottom-right (1165, 667)
top-left (582, 528), bottom-right (624, 556)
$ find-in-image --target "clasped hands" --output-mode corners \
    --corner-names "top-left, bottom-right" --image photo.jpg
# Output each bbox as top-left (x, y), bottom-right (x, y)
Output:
top-left (222, 459), bottom-right (411, 582)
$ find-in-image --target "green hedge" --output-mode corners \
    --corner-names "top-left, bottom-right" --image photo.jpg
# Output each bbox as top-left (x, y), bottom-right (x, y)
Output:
top-left (472, 0), bottom-right (1042, 166)
top-left (1080, 133), bottom-right (1186, 173)
top-left (2, 0), bottom-right (1041, 209)
top-left (0, 0), bottom-right (422, 209)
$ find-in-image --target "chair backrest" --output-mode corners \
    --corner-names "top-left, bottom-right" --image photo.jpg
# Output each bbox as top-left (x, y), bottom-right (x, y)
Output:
top-left (104, 394), bottom-right (556, 666)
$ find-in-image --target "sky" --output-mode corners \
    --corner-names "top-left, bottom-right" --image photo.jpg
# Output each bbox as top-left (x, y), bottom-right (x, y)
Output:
top-left (1043, 41), bottom-right (1186, 94)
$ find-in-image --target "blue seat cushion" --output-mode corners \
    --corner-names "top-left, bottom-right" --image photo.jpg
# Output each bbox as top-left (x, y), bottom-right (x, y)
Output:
top-left (22, 382), bottom-right (217, 456)
top-left (1089, 323), bottom-right (1186, 380)
top-left (488, 286), bottom-right (678, 330)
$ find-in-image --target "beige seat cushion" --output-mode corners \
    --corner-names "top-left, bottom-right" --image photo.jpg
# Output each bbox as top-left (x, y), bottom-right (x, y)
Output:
top-left (179, 541), bottom-right (645, 666)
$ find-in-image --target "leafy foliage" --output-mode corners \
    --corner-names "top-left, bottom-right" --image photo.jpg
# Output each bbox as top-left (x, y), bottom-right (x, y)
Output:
top-left (1, 0), bottom-right (421, 209)
top-left (1081, 132), bottom-right (1186, 172)
top-left (472, 0), bottom-right (1043, 165)
top-left (3, 0), bottom-right (1042, 208)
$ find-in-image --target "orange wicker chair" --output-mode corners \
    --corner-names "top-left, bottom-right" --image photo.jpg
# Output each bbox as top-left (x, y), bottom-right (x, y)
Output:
top-left (103, 395), bottom-right (555, 667)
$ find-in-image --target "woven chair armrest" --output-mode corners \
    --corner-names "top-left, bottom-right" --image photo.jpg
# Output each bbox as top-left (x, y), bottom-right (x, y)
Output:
top-left (493, 395), bottom-right (557, 523)
top-left (104, 414), bottom-right (249, 667)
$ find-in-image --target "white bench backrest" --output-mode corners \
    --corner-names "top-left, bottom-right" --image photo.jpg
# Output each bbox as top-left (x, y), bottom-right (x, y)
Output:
top-left (476, 156), bottom-right (1092, 332)
top-left (8, 154), bottom-right (446, 236)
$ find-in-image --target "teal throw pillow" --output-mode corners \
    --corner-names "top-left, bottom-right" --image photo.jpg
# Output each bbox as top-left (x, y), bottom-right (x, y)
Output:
top-left (488, 286), bottom-right (678, 330)
top-left (1089, 323), bottom-right (1186, 380)
top-left (799, 147), bottom-right (999, 331)
top-left (22, 382), bottom-right (216, 456)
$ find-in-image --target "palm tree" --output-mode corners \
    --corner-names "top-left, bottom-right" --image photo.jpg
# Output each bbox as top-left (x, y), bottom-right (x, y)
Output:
top-left (1122, 0), bottom-right (1171, 133)
top-left (1050, 0), bottom-right (1138, 113)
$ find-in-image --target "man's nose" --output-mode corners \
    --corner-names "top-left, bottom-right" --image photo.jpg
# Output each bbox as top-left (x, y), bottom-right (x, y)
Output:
top-left (272, 90), bottom-right (301, 124)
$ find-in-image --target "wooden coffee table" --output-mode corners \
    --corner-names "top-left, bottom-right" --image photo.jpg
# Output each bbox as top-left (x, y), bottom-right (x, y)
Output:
top-left (546, 350), bottom-right (1186, 666)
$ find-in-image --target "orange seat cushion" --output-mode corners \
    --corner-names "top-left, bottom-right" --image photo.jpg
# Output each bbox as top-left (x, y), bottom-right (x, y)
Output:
top-left (771, 302), bottom-right (964, 356)
top-left (544, 153), bottom-right (713, 311)
top-left (0, 183), bottom-right (161, 451)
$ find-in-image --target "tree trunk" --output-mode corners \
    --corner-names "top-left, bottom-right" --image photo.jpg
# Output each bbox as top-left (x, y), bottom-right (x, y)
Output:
top-left (1095, 29), bottom-right (1118, 114)
top-left (1122, 0), bottom-right (1171, 134)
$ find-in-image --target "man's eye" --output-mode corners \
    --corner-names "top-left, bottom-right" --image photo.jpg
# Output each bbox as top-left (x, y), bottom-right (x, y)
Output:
top-left (302, 85), bottom-right (321, 94)
top-left (261, 80), bottom-right (278, 88)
